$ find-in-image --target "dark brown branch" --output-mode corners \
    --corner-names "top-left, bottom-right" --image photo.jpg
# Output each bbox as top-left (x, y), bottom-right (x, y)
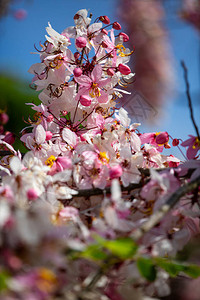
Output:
top-left (75, 182), bottom-right (143, 198)
top-left (181, 61), bottom-right (200, 141)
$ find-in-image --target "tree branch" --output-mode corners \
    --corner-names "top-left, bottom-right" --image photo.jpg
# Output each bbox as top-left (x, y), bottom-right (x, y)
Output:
top-left (132, 175), bottom-right (200, 241)
top-left (181, 61), bottom-right (200, 141)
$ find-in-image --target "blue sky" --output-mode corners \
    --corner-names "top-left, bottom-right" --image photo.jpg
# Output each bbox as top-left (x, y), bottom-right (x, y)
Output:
top-left (0, 0), bottom-right (199, 159)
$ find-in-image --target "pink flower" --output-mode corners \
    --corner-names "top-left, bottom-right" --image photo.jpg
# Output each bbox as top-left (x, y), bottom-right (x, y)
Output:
top-left (75, 64), bottom-right (111, 104)
top-left (155, 131), bottom-right (169, 145)
top-left (140, 131), bottom-right (169, 152)
top-left (181, 135), bottom-right (200, 159)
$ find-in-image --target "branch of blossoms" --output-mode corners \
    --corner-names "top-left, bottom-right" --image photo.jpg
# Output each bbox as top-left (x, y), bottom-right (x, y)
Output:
top-left (0, 9), bottom-right (200, 300)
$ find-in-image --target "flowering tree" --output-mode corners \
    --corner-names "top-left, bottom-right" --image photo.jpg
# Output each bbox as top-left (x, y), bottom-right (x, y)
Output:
top-left (0, 9), bottom-right (200, 300)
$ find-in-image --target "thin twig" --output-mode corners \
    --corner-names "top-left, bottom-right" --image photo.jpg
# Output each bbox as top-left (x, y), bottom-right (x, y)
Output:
top-left (181, 61), bottom-right (200, 141)
top-left (132, 175), bottom-right (200, 241)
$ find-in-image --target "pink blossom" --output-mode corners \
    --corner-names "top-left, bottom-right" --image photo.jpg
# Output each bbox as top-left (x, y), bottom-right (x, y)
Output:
top-left (181, 135), bottom-right (200, 159)
top-left (140, 132), bottom-right (169, 152)
top-left (155, 131), bottom-right (169, 145)
top-left (75, 64), bottom-right (111, 104)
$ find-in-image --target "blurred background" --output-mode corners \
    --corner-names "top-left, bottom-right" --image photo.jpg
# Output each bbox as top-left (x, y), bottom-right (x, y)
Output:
top-left (0, 0), bottom-right (199, 158)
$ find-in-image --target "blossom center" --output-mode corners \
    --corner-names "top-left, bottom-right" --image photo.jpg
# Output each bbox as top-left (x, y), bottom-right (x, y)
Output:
top-left (45, 155), bottom-right (56, 167)
top-left (193, 137), bottom-right (200, 149)
top-left (89, 83), bottom-right (101, 98)
top-left (98, 151), bottom-right (109, 164)
top-left (116, 44), bottom-right (134, 57)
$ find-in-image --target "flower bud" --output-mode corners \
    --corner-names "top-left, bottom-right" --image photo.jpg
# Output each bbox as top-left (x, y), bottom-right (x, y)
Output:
top-left (119, 32), bottom-right (129, 42)
top-left (155, 132), bottom-right (169, 145)
top-left (75, 37), bottom-right (87, 48)
top-left (113, 22), bottom-right (121, 30)
top-left (14, 9), bottom-right (27, 20)
top-left (107, 68), bottom-right (115, 76)
top-left (109, 165), bottom-right (123, 179)
top-left (46, 115), bottom-right (54, 122)
top-left (101, 41), bottom-right (108, 48)
top-left (74, 52), bottom-right (80, 60)
top-left (73, 67), bottom-right (82, 77)
top-left (168, 155), bottom-right (180, 168)
top-left (99, 16), bottom-right (110, 24)
top-left (62, 110), bottom-right (68, 116)
top-left (27, 188), bottom-right (38, 201)
top-left (80, 95), bottom-right (92, 107)
top-left (172, 138), bottom-right (179, 146)
top-left (0, 112), bottom-right (9, 125)
top-left (3, 132), bottom-right (15, 145)
top-left (46, 131), bottom-right (53, 141)
top-left (118, 64), bottom-right (131, 75)
top-left (101, 29), bottom-right (108, 35)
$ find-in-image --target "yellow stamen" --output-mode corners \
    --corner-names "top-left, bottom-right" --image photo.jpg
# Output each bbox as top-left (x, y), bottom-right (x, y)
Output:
top-left (37, 268), bottom-right (57, 292)
top-left (98, 151), bottom-right (109, 164)
top-left (45, 155), bottom-right (56, 167)
top-left (116, 44), bottom-right (134, 57)
top-left (193, 137), bottom-right (200, 149)
top-left (89, 83), bottom-right (101, 98)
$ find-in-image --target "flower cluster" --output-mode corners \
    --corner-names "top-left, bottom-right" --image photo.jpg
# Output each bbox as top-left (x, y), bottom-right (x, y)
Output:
top-left (0, 9), bottom-right (200, 300)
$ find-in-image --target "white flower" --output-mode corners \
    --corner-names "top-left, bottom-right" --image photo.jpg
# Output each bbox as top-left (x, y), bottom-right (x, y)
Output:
top-left (45, 22), bottom-right (71, 52)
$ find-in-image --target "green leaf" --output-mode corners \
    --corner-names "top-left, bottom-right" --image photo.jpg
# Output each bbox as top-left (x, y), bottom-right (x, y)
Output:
top-left (81, 244), bottom-right (108, 261)
top-left (0, 270), bottom-right (10, 292)
top-left (182, 265), bottom-right (200, 278)
top-left (155, 258), bottom-right (200, 278)
top-left (137, 257), bottom-right (157, 282)
top-left (103, 238), bottom-right (138, 259)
